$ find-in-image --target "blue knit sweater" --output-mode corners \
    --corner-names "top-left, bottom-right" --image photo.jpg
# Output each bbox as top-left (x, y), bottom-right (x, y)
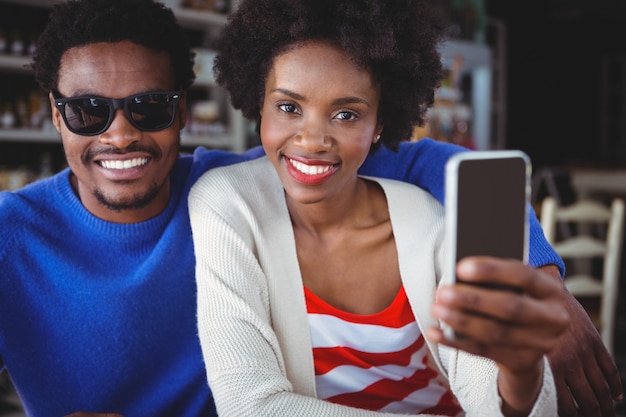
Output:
top-left (0, 139), bottom-right (563, 417)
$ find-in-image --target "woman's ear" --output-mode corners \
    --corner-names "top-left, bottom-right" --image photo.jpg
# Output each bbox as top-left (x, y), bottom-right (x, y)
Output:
top-left (374, 125), bottom-right (384, 143)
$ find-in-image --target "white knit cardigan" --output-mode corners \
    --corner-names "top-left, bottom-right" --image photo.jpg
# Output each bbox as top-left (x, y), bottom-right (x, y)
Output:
top-left (189, 157), bottom-right (556, 417)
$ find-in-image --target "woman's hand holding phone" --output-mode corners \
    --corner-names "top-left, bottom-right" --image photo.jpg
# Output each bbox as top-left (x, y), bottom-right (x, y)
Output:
top-left (428, 256), bottom-right (570, 413)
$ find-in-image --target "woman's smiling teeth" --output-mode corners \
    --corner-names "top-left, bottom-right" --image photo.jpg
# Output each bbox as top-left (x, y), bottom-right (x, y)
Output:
top-left (100, 157), bottom-right (149, 170)
top-left (288, 158), bottom-right (332, 175)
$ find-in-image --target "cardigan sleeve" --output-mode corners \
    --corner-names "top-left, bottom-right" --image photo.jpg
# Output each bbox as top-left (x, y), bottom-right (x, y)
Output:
top-left (443, 346), bottom-right (557, 416)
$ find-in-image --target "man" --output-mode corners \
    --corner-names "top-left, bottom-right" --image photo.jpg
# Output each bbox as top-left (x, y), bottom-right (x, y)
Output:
top-left (0, 0), bottom-right (620, 416)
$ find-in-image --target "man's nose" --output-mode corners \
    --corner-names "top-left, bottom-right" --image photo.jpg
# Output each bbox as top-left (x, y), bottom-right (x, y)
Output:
top-left (98, 109), bottom-right (141, 148)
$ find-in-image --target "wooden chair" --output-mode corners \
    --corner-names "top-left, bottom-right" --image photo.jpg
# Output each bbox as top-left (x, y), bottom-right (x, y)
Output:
top-left (540, 196), bottom-right (625, 357)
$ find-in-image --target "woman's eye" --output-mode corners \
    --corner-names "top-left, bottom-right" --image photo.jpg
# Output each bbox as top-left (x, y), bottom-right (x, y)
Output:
top-left (278, 104), bottom-right (298, 113)
top-left (336, 111), bottom-right (357, 121)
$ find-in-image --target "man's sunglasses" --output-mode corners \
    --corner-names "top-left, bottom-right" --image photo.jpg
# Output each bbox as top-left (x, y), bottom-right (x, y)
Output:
top-left (52, 90), bottom-right (183, 136)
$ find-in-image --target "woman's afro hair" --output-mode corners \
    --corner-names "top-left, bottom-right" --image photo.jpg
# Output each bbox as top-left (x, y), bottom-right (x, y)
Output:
top-left (214, 0), bottom-right (447, 152)
top-left (32, 0), bottom-right (195, 93)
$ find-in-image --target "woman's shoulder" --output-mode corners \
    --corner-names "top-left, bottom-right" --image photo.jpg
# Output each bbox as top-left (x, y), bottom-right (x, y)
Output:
top-left (366, 176), bottom-right (443, 213)
top-left (189, 157), bottom-right (284, 216)
top-left (191, 157), bottom-right (275, 197)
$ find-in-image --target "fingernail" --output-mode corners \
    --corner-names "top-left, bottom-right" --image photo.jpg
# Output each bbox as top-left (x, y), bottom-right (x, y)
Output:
top-left (431, 304), bottom-right (449, 320)
top-left (436, 287), bottom-right (454, 302)
top-left (457, 258), bottom-right (477, 275)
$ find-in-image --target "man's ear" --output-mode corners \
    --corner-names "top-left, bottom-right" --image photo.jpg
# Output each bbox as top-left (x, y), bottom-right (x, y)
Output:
top-left (177, 90), bottom-right (188, 130)
top-left (49, 92), bottom-right (62, 133)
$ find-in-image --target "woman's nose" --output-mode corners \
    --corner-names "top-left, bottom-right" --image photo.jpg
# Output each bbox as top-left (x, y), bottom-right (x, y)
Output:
top-left (294, 117), bottom-right (331, 151)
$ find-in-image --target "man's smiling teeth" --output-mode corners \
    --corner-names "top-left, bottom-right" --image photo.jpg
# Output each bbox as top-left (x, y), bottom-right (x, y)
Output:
top-left (100, 158), bottom-right (148, 170)
top-left (289, 158), bottom-right (332, 175)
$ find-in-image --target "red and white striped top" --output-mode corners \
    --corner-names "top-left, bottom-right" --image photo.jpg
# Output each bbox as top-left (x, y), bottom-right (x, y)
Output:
top-left (305, 285), bottom-right (463, 416)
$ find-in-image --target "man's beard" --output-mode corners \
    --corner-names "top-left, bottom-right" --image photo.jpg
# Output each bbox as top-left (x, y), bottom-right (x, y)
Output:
top-left (93, 182), bottom-right (161, 212)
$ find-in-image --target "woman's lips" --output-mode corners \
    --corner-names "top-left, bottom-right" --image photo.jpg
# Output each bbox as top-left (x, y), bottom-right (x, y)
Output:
top-left (285, 156), bottom-right (338, 185)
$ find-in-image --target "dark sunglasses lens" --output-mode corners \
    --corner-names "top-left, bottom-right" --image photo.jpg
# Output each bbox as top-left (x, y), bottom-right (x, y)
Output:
top-left (63, 98), bottom-right (111, 134)
top-left (128, 93), bottom-right (177, 130)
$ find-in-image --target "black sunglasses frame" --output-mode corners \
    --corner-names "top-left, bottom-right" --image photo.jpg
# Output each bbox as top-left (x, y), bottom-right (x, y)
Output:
top-left (52, 90), bottom-right (183, 136)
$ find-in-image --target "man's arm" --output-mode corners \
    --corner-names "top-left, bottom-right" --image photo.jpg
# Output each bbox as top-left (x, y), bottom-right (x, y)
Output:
top-left (359, 139), bottom-right (623, 416)
top-left (359, 139), bottom-right (564, 273)
top-left (540, 265), bottom-right (623, 416)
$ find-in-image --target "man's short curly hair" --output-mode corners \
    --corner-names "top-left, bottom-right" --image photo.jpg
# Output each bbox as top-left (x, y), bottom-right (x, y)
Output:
top-left (32, 0), bottom-right (195, 93)
top-left (214, 0), bottom-right (446, 152)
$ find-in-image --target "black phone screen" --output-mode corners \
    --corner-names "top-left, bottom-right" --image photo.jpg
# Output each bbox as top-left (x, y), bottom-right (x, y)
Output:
top-left (451, 153), bottom-right (529, 265)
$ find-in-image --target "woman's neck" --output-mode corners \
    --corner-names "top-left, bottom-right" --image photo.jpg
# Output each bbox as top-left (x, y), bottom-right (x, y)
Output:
top-left (286, 178), bottom-right (385, 237)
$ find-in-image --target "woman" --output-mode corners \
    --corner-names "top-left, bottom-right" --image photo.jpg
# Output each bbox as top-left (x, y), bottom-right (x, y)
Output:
top-left (189, 0), bottom-right (569, 415)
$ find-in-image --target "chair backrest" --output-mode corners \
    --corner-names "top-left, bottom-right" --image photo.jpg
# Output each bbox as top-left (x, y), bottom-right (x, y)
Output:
top-left (540, 196), bottom-right (625, 357)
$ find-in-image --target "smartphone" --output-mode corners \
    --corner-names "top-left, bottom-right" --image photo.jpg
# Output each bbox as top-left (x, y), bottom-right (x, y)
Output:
top-left (443, 150), bottom-right (531, 338)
